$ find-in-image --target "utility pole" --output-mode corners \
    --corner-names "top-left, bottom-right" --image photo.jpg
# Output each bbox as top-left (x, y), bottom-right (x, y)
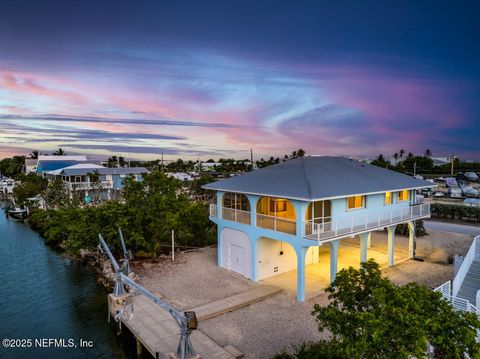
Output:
top-left (451, 153), bottom-right (455, 175)
top-left (413, 162), bottom-right (417, 176)
top-left (171, 230), bottom-right (175, 261)
top-left (250, 148), bottom-right (254, 171)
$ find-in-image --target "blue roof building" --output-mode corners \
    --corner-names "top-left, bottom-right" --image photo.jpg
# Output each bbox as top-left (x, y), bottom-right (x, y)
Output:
top-left (203, 156), bottom-right (436, 301)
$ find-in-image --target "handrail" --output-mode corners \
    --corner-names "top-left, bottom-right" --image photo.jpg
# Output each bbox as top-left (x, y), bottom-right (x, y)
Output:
top-left (453, 235), bottom-right (480, 297)
top-left (222, 207), bottom-right (251, 224)
top-left (304, 203), bottom-right (430, 243)
top-left (434, 281), bottom-right (480, 316)
top-left (256, 212), bottom-right (296, 235)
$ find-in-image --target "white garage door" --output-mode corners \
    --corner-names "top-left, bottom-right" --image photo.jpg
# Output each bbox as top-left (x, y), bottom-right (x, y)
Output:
top-left (228, 244), bottom-right (245, 275)
top-left (221, 228), bottom-right (251, 278)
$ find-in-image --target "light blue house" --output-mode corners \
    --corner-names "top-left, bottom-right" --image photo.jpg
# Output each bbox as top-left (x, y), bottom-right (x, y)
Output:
top-left (45, 163), bottom-right (149, 201)
top-left (203, 156), bottom-right (435, 301)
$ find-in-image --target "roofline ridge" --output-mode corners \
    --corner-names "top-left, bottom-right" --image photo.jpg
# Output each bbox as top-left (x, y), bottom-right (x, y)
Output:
top-left (302, 157), bottom-right (314, 199)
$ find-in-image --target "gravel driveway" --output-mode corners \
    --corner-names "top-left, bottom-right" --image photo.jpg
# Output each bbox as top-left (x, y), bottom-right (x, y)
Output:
top-left (131, 229), bottom-right (473, 358)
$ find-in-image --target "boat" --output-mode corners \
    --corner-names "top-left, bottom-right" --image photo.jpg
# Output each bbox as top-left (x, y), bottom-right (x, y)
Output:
top-left (7, 207), bottom-right (27, 220)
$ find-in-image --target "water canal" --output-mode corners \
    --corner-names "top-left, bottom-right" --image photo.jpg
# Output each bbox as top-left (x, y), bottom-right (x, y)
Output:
top-left (0, 201), bottom-right (133, 359)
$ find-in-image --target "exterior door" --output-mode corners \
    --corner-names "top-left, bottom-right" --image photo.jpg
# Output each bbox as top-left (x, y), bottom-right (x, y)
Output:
top-left (228, 244), bottom-right (245, 275)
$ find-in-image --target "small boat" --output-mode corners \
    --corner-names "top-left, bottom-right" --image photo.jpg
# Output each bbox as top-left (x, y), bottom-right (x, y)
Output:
top-left (7, 207), bottom-right (27, 220)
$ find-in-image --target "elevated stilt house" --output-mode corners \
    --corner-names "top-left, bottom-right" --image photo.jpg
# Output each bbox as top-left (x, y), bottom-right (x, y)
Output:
top-left (204, 156), bottom-right (436, 301)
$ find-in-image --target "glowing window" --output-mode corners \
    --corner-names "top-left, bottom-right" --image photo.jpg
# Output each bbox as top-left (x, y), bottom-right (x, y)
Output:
top-left (347, 195), bottom-right (365, 210)
top-left (385, 192), bottom-right (393, 205)
top-left (398, 190), bottom-right (409, 202)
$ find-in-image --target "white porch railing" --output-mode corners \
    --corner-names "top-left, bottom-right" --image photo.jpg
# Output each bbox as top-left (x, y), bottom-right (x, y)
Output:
top-left (304, 203), bottom-right (430, 243)
top-left (67, 181), bottom-right (113, 190)
top-left (452, 235), bottom-right (480, 297)
top-left (434, 235), bottom-right (480, 317)
top-left (434, 281), bottom-right (480, 315)
top-left (256, 213), bottom-right (296, 235)
top-left (209, 203), bottom-right (217, 217)
top-left (222, 207), bottom-right (251, 225)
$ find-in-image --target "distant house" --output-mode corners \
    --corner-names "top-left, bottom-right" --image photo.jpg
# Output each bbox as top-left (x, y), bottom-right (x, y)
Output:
top-left (24, 159), bottom-right (38, 174)
top-left (45, 164), bottom-right (149, 201)
top-left (203, 156), bottom-right (436, 301)
top-left (36, 155), bottom-right (89, 177)
top-left (167, 172), bottom-right (193, 182)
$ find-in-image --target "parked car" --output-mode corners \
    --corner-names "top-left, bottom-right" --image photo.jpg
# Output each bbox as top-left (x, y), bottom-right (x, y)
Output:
top-left (448, 186), bottom-right (463, 198)
top-left (459, 183), bottom-right (479, 198)
top-left (421, 188), bottom-right (432, 197)
top-left (456, 172), bottom-right (468, 182)
top-left (433, 191), bottom-right (446, 198)
top-left (465, 172), bottom-right (479, 182)
top-left (445, 177), bottom-right (458, 188)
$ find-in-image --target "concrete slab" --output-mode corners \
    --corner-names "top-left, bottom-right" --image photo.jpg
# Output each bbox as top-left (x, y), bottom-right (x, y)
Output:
top-left (260, 234), bottom-right (409, 299)
top-left (189, 285), bottom-right (282, 321)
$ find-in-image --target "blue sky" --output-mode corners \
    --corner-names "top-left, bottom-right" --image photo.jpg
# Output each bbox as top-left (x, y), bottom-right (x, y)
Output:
top-left (0, 0), bottom-right (479, 160)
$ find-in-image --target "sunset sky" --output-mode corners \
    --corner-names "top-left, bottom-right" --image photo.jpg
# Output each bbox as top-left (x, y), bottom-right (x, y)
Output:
top-left (1, 1), bottom-right (479, 160)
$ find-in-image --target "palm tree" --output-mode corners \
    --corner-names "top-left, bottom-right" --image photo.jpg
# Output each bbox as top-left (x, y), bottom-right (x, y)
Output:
top-left (407, 152), bottom-right (414, 159)
top-left (53, 148), bottom-right (66, 156)
top-left (399, 149), bottom-right (405, 159)
top-left (425, 149), bottom-right (432, 158)
top-left (393, 152), bottom-right (399, 165)
top-left (29, 150), bottom-right (40, 159)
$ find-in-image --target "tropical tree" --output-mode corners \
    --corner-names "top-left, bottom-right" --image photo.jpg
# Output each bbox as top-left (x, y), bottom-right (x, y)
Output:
top-left (274, 260), bottom-right (480, 359)
top-left (370, 154), bottom-right (388, 168)
top-left (393, 152), bottom-right (399, 164)
top-left (87, 170), bottom-right (103, 203)
top-left (53, 148), bottom-right (66, 156)
top-left (425, 149), bottom-right (432, 158)
top-left (29, 150), bottom-right (40, 159)
top-left (13, 174), bottom-right (48, 205)
top-left (118, 156), bottom-right (127, 167)
top-left (107, 156), bottom-right (118, 167)
top-left (399, 149), bottom-right (405, 159)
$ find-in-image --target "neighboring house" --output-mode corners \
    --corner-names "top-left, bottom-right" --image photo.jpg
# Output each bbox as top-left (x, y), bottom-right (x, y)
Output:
top-left (203, 156), bottom-right (436, 301)
top-left (24, 159), bottom-right (38, 174)
top-left (36, 155), bottom-right (89, 177)
top-left (167, 172), bottom-right (193, 182)
top-left (45, 164), bottom-right (149, 201)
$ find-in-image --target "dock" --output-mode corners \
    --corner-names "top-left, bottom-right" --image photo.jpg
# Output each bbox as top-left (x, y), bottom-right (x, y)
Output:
top-left (111, 294), bottom-right (235, 359)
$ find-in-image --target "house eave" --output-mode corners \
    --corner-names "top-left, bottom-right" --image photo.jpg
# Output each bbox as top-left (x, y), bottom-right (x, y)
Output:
top-left (202, 183), bottom-right (438, 202)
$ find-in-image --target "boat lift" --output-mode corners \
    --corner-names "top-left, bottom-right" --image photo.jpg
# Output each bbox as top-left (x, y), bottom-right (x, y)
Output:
top-left (98, 233), bottom-right (199, 359)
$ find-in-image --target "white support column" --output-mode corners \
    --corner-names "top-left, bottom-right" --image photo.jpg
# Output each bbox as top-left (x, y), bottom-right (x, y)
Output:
top-left (387, 225), bottom-right (396, 267)
top-left (408, 221), bottom-right (415, 259)
top-left (366, 232), bottom-right (372, 248)
top-left (296, 246), bottom-right (308, 302)
top-left (329, 239), bottom-right (340, 283)
top-left (359, 233), bottom-right (369, 263)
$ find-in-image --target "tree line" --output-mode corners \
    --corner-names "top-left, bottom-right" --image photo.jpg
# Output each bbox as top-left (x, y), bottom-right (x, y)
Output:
top-left (28, 172), bottom-right (216, 256)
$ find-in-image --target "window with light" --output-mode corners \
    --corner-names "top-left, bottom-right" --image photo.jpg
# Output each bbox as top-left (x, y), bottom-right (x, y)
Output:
top-left (385, 191), bottom-right (393, 205)
top-left (398, 190), bottom-right (409, 202)
top-left (347, 195), bottom-right (365, 210)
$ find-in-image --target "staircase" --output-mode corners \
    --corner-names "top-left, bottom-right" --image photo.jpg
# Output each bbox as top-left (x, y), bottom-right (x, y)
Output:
top-left (434, 235), bottom-right (480, 313)
top-left (457, 259), bottom-right (480, 305)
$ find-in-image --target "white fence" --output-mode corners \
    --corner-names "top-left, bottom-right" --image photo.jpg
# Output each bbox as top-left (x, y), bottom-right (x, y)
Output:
top-left (434, 281), bottom-right (480, 315)
top-left (453, 235), bottom-right (480, 297)
top-left (304, 203), bottom-right (430, 243)
top-left (434, 235), bottom-right (480, 315)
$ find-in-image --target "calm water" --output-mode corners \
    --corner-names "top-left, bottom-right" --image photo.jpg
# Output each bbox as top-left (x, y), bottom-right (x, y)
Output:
top-left (0, 201), bottom-right (133, 359)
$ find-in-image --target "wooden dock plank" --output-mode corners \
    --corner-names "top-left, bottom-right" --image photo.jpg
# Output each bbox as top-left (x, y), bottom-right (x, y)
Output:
top-left (114, 295), bottom-right (235, 358)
